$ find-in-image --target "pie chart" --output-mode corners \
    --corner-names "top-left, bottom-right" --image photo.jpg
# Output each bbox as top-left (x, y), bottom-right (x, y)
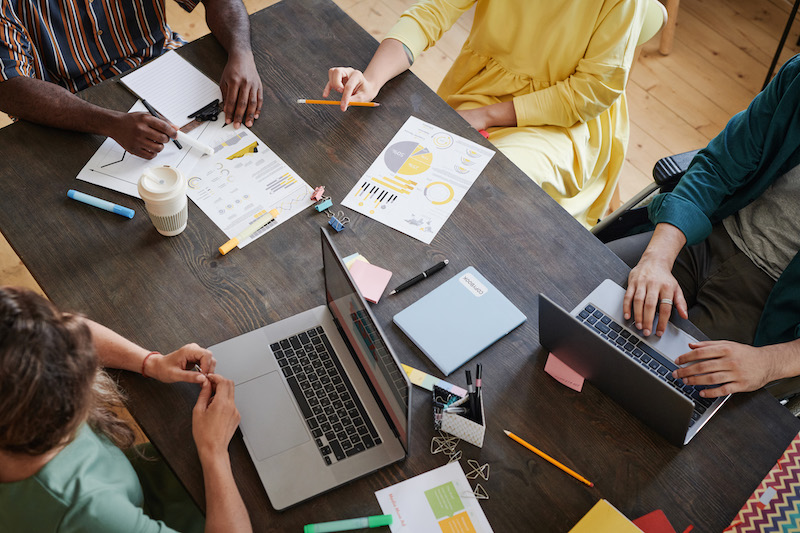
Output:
top-left (384, 141), bottom-right (433, 175)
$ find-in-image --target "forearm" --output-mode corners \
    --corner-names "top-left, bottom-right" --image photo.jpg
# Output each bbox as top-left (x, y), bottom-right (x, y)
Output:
top-left (200, 453), bottom-right (252, 533)
top-left (0, 77), bottom-right (122, 136)
top-left (639, 223), bottom-right (687, 269)
top-left (364, 38), bottom-right (413, 89)
top-left (766, 338), bottom-right (800, 383)
top-left (202, 0), bottom-right (252, 58)
top-left (85, 319), bottom-right (152, 374)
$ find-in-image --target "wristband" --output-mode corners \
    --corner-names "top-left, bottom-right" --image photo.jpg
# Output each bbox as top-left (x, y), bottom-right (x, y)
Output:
top-left (141, 351), bottom-right (161, 378)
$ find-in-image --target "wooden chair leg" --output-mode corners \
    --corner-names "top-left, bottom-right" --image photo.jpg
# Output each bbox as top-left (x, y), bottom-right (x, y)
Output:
top-left (659, 0), bottom-right (679, 55)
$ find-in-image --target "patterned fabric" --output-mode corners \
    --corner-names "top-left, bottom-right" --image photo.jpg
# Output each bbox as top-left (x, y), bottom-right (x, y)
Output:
top-left (725, 431), bottom-right (800, 532)
top-left (0, 0), bottom-right (198, 93)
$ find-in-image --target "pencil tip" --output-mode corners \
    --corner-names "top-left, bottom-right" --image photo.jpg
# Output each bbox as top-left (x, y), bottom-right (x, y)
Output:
top-left (502, 430), bottom-right (509, 435)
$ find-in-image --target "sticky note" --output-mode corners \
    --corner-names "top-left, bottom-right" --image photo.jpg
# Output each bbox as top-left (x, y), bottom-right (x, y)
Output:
top-left (544, 353), bottom-right (585, 392)
top-left (343, 252), bottom-right (370, 269)
top-left (348, 260), bottom-right (392, 304)
top-left (632, 510), bottom-right (678, 533)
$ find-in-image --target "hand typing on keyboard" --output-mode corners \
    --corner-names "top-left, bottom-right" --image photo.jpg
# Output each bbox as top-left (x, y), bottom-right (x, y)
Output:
top-left (672, 340), bottom-right (784, 398)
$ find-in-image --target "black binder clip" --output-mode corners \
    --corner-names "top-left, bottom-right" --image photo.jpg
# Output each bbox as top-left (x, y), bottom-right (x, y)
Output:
top-left (187, 99), bottom-right (222, 122)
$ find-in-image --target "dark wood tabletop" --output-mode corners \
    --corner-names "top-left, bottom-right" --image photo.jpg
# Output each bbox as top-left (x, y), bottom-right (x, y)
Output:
top-left (1, 0), bottom-right (798, 531)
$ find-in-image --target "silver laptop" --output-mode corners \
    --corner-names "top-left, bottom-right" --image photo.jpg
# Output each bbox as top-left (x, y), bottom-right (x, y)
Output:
top-left (211, 229), bottom-right (410, 509)
top-left (539, 279), bottom-right (729, 446)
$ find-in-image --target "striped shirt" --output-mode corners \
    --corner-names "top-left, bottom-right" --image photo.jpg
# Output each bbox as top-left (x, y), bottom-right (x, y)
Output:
top-left (0, 0), bottom-right (198, 93)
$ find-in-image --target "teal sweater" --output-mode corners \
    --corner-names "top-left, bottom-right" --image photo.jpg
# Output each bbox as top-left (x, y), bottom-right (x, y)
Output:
top-left (648, 55), bottom-right (800, 347)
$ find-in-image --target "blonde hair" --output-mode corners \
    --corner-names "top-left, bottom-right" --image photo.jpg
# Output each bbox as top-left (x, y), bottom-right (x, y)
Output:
top-left (0, 287), bottom-right (135, 455)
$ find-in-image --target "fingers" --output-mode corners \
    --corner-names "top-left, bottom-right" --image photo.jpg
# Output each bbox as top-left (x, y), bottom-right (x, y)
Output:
top-left (194, 378), bottom-right (212, 413)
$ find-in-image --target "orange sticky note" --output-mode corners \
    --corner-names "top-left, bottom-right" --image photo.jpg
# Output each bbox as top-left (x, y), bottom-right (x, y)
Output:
top-left (349, 260), bottom-right (392, 304)
top-left (544, 353), bottom-right (585, 392)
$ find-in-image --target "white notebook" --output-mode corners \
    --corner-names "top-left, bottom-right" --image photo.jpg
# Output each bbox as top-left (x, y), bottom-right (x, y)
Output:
top-left (393, 267), bottom-right (526, 375)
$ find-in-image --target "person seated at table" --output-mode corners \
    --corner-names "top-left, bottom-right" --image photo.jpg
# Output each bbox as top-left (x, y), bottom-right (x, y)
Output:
top-left (608, 55), bottom-right (800, 400)
top-left (0, 0), bottom-right (262, 160)
top-left (322, 0), bottom-right (647, 228)
top-left (0, 287), bottom-right (252, 533)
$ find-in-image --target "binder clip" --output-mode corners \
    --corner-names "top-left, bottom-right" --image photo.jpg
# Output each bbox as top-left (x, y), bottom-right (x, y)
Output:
top-left (188, 99), bottom-right (222, 122)
top-left (309, 186), bottom-right (349, 232)
top-left (327, 211), bottom-right (349, 232)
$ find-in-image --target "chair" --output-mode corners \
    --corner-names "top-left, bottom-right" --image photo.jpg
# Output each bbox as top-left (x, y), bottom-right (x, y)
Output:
top-left (639, 0), bottom-right (669, 48)
top-left (592, 150), bottom-right (800, 407)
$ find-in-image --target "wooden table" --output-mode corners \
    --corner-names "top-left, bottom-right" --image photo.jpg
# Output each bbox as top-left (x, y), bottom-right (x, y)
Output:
top-left (1, 0), bottom-right (798, 530)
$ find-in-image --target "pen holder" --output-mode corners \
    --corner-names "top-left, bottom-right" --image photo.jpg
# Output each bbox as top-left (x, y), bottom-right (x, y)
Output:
top-left (432, 386), bottom-right (486, 448)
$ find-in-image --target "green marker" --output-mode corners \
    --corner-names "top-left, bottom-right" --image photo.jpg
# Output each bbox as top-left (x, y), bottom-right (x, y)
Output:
top-left (304, 514), bottom-right (392, 533)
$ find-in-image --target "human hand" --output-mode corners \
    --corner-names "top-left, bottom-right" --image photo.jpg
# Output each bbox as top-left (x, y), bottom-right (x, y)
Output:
top-left (110, 112), bottom-right (177, 159)
top-left (623, 256), bottom-right (688, 337)
top-left (323, 67), bottom-right (380, 111)
top-left (192, 374), bottom-right (240, 461)
top-left (220, 51), bottom-right (263, 129)
top-left (673, 341), bottom-right (777, 397)
top-left (457, 107), bottom-right (491, 131)
top-left (146, 344), bottom-right (217, 384)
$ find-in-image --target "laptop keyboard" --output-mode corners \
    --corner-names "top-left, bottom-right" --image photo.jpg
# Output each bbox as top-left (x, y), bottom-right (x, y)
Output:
top-left (576, 304), bottom-right (715, 427)
top-left (271, 326), bottom-right (382, 466)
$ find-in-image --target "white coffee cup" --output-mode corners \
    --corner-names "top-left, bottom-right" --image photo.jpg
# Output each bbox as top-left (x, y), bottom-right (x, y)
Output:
top-left (138, 165), bottom-right (188, 236)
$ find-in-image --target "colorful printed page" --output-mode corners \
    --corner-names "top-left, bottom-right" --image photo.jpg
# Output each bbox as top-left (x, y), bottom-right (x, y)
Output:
top-left (375, 461), bottom-right (493, 533)
top-left (342, 116), bottom-right (494, 244)
top-left (725, 431), bottom-right (800, 532)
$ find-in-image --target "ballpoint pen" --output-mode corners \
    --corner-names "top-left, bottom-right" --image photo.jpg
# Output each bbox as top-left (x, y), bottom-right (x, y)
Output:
top-left (475, 363), bottom-right (483, 424)
top-left (465, 369), bottom-right (477, 422)
top-left (296, 99), bottom-right (380, 107)
top-left (389, 259), bottom-right (449, 295)
top-left (141, 99), bottom-right (182, 150)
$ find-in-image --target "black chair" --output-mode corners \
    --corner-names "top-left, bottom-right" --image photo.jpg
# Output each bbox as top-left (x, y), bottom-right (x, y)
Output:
top-left (592, 149), bottom-right (699, 243)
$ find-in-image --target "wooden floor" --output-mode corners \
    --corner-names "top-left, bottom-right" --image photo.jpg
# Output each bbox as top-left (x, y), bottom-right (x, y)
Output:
top-left (3, 0), bottom-right (800, 293)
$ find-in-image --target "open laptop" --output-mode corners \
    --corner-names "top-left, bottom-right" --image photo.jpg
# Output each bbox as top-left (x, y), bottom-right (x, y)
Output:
top-left (211, 228), bottom-right (410, 509)
top-left (538, 279), bottom-right (729, 446)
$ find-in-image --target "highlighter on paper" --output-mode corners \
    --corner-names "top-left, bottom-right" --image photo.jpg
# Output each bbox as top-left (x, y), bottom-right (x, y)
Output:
top-left (304, 514), bottom-right (392, 533)
top-left (219, 209), bottom-right (279, 255)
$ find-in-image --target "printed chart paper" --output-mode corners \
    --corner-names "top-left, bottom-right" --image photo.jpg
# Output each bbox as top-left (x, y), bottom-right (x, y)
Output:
top-left (375, 462), bottom-right (493, 533)
top-left (75, 101), bottom-right (206, 197)
top-left (76, 103), bottom-right (313, 250)
top-left (187, 120), bottom-right (314, 249)
top-left (343, 117), bottom-right (494, 244)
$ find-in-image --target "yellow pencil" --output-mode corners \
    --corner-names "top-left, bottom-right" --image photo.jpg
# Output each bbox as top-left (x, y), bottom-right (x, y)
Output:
top-left (503, 430), bottom-right (594, 487)
top-left (296, 99), bottom-right (380, 107)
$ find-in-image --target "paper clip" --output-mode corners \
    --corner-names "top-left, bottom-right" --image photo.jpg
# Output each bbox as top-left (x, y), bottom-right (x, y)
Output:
top-left (466, 459), bottom-right (490, 481)
top-left (314, 198), bottom-right (333, 212)
top-left (311, 186), bottom-right (326, 202)
top-left (328, 211), bottom-right (349, 232)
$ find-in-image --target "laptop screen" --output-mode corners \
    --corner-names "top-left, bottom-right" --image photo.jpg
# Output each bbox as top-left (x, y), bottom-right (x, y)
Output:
top-left (321, 231), bottom-right (410, 448)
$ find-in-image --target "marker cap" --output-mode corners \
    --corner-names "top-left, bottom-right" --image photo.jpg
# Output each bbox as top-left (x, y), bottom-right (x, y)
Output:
top-left (368, 515), bottom-right (393, 528)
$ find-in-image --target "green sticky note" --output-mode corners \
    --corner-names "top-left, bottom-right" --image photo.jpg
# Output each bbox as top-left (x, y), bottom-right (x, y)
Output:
top-left (424, 482), bottom-right (465, 520)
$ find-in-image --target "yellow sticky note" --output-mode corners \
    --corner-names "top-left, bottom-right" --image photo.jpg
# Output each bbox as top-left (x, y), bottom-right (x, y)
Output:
top-left (568, 500), bottom-right (644, 533)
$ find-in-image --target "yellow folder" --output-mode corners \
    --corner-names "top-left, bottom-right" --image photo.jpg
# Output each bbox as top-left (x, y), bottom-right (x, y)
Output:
top-left (568, 499), bottom-right (644, 533)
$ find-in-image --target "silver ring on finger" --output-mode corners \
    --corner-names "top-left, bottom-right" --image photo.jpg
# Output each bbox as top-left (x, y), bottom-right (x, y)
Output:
top-left (660, 298), bottom-right (673, 306)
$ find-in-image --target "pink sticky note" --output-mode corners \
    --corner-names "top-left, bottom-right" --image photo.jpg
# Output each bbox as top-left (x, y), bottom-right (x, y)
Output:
top-left (348, 260), bottom-right (392, 304)
top-left (544, 353), bottom-right (585, 392)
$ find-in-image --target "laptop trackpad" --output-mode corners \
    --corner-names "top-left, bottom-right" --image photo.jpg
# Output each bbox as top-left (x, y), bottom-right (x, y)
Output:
top-left (236, 372), bottom-right (309, 461)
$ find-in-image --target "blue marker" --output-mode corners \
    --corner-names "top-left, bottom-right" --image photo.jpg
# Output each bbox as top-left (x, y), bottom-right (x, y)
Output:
top-left (67, 190), bottom-right (135, 219)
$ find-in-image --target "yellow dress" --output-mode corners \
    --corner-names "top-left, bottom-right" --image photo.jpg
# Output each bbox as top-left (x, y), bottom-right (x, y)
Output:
top-left (385, 0), bottom-right (646, 228)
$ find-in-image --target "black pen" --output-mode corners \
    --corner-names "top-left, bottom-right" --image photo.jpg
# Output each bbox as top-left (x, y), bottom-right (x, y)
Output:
top-left (475, 363), bottom-right (483, 425)
top-left (389, 259), bottom-right (449, 295)
top-left (141, 99), bottom-right (183, 150)
top-left (465, 369), bottom-right (477, 423)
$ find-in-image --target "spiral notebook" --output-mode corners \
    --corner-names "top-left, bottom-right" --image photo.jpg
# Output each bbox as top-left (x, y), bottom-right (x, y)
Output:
top-left (393, 267), bottom-right (526, 376)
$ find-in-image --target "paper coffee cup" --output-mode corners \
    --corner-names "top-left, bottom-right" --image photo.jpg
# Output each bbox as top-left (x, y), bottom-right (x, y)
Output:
top-left (138, 166), bottom-right (188, 236)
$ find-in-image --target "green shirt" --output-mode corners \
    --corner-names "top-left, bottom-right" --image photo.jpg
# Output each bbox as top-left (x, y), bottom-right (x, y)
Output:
top-left (0, 424), bottom-right (202, 533)
top-left (648, 54), bottom-right (800, 347)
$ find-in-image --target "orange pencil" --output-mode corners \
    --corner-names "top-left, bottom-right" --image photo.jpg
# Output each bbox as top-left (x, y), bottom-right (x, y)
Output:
top-left (296, 99), bottom-right (380, 107)
top-left (503, 430), bottom-right (594, 487)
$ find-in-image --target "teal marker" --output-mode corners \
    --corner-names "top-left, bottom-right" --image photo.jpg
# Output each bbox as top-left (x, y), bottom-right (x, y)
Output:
top-left (304, 514), bottom-right (392, 533)
top-left (67, 190), bottom-right (134, 219)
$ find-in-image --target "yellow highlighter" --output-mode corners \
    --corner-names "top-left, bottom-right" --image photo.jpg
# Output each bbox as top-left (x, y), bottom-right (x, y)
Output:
top-left (219, 209), bottom-right (279, 255)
